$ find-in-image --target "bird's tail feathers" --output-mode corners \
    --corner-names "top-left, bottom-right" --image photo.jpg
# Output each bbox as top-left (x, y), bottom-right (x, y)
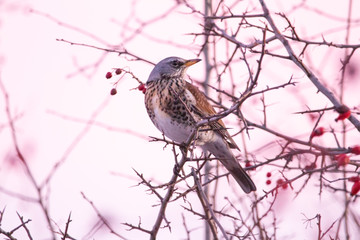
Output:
top-left (221, 159), bottom-right (257, 193)
top-left (203, 141), bottom-right (256, 193)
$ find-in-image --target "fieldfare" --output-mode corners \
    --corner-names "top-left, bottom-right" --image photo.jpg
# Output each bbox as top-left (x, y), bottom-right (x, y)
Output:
top-left (144, 56), bottom-right (256, 193)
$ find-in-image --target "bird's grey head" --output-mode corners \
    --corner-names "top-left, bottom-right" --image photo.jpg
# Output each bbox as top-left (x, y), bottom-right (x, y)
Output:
top-left (146, 57), bottom-right (201, 83)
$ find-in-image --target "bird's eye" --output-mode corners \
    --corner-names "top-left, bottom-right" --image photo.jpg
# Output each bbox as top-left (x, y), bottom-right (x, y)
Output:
top-left (171, 60), bottom-right (182, 68)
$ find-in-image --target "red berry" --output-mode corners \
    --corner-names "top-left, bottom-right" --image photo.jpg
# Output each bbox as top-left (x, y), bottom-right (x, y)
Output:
top-left (266, 180), bottom-right (271, 185)
top-left (245, 161), bottom-right (256, 171)
top-left (350, 181), bottom-right (360, 196)
top-left (310, 127), bottom-right (325, 139)
top-left (334, 154), bottom-right (350, 167)
top-left (349, 145), bottom-right (360, 155)
top-left (142, 88), bottom-right (146, 94)
top-left (105, 72), bottom-right (112, 79)
top-left (335, 110), bottom-right (351, 122)
top-left (304, 162), bottom-right (316, 171)
top-left (115, 69), bottom-right (122, 75)
top-left (348, 176), bottom-right (360, 182)
top-left (335, 105), bottom-right (351, 122)
top-left (276, 178), bottom-right (284, 185)
top-left (110, 88), bottom-right (117, 95)
top-left (276, 178), bottom-right (288, 189)
top-left (138, 84), bottom-right (145, 91)
top-left (266, 172), bottom-right (272, 178)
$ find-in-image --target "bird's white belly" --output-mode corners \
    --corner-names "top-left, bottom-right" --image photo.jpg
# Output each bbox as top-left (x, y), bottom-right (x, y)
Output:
top-left (150, 94), bottom-right (215, 146)
top-left (152, 105), bottom-right (193, 144)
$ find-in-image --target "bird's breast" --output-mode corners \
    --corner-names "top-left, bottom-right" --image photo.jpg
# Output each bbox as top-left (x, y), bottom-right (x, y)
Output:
top-left (145, 82), bottom-right (214, 145)
top-left (150, 94), bottom-right (194, 143)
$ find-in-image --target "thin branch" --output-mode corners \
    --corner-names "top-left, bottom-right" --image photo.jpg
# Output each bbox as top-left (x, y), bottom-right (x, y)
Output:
top-left (81, 192), bottom-right (127, 239)
top-left (60, 213), bottom-right (73, 240)
top-left (192, 168), bottom-right (229, 240)
top-left (16, 213), bottom-right (33, 240)
top-left (0, 78), bottom-right (56, 239)
top-left (56, 38), bottom-right (155, 65)
top-left (258, 0), bottom-right (360, 131)
top-left (149, 129), bottom-right (198, 240)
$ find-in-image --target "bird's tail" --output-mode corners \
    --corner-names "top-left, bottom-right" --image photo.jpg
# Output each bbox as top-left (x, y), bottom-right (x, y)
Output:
top-left (203, 140), bottom-right (256, 193)
top-left (220, 157), bottom-right (256, 193)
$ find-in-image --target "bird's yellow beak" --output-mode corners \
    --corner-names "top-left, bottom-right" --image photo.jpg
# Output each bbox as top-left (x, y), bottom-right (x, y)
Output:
top-left (184, 59), bottom-right (201, 67)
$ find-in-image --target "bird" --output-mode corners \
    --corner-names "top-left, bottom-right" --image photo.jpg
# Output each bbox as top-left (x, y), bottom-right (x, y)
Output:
top-left (144, 56), bottom-right (256, 193)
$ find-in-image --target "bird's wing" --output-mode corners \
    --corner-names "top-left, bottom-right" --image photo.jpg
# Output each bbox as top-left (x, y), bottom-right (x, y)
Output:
top-left (185, 82), bottom-right (239, 150)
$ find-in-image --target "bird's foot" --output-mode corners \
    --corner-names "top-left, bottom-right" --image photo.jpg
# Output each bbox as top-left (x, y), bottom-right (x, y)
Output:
top-left (173, 163), bottom-right (182, 177)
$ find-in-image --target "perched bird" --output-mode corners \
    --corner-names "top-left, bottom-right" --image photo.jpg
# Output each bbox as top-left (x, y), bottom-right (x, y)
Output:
top-left (144, 56), bottom-right (256, 193)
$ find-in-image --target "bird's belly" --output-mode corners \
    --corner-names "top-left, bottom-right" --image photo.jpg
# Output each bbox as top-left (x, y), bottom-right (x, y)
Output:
top-left (152, 106), bottom-right (193, 144)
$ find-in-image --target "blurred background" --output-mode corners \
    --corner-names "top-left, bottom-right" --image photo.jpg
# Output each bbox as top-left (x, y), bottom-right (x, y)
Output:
top-left (0, 0), bottom-right (359, 239)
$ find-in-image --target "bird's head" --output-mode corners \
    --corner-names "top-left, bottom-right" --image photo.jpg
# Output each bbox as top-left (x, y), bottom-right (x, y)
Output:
top-left (146, 57), bottom-right (201, 83)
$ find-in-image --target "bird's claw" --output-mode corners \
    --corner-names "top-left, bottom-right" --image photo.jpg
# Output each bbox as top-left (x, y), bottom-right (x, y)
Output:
top-left (173, 163), bottom-right (182, 177)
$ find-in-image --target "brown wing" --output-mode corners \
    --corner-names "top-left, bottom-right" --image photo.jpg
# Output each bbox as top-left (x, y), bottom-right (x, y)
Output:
top-left (185, 82), bottom-right (239, 150)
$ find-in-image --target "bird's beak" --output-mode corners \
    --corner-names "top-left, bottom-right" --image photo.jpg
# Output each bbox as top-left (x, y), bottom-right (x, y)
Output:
top-left (184, 59), bottom-right (201, 67)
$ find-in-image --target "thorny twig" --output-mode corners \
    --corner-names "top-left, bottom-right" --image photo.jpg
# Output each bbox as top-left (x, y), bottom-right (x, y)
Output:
top-left (192, 168), bottom-right (228, 240)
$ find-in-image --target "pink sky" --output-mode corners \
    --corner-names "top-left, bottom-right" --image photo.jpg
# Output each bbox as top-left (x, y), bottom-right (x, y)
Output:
top-left (1, 0), bottom-right (359, 239)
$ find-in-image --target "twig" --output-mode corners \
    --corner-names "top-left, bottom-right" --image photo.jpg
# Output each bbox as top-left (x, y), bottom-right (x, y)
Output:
top-left (192, 168), bottom-right (229, 240)
top-left (258, 0), bottom-right (360, 131)
top-left (41, 97), bottom-right (110, 189)
top-left (16, 213), bottom-right (33, 240)
top-left (81, 192), bottom-right (127, 239)
top-left (57, 38), bottom-right (154, 65)
top-left (149, 129), bottom-right (197, 240)
top-left (0, 79), bottom-right (56, 239)
top-left (60, 213), bottom-right (72, 240)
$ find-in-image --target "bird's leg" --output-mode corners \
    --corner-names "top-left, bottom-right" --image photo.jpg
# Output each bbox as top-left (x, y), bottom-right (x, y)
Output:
top-left (179, 144), bottom-right (188, 154)
top-left (172, 143), bottom-right (186, 177)
top-left (172, 164), bottom-right (182, 177)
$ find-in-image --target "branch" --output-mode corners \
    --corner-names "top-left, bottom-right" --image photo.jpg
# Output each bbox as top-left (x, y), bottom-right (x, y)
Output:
top-left (0, 78), bottom-right (56, 239)
top-left (60, 213), bottom-right (73, 240)
top-left (56, 39), bottom-right (155, 65)
top-left (258, 0), bottom-right (360, 131)
top-left (149, 129), bottom-right (197, 240)
top-left (16, 213), bottom-right (33, 240)
top-left (0, 211), bottom-right (32, 240)
top-left (192, 168), bottom-right (229, 240)
top-left (81, 192), bottom-right (127, 239)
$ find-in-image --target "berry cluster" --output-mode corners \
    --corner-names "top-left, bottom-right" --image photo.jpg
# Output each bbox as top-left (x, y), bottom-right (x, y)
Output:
top-left (335, 146), bottom-right (360, 196)
top-left (265, 172), bottom-right (288, 190)
top-left (310, 105), bottom-right (352, 140)
top-left (137, 83), bottom-right (146, 94)
top-left (332, 145), bottom-right (360, 167)
top-left (105, 68), bottom-right (123, 95)
top-left (308, 104), bottom-right (358, 182)
top-left (105, 68), bottom-right (122, 79)
top-left (105, 68), bottom-right (146, 96)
